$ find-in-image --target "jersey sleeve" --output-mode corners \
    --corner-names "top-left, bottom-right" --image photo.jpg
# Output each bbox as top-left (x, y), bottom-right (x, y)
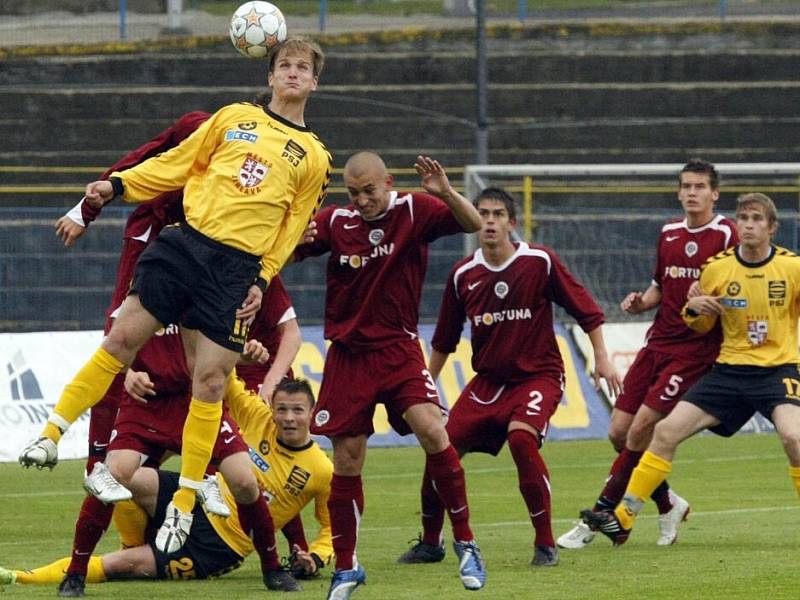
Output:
top-left (80, 111), bottom-right (209, 225)
top-left (307, 479), bottom-right (333, 565)
top-left (113, 109), bottom-right (225, 203)
top-left (546, 250), bottom-right (605, 332)
top-left (224, 373), bottom-right (271, 430)
top-left (293, 205), bottom-right (335, 262)
top-left (681, 263), bottom-right (719, 334)
top-left (414, 193), bottom-right (465, 243)
top-left (258, 149), bottom-right (332, 282)
top-left (431, 266), bottom-right (467, 353)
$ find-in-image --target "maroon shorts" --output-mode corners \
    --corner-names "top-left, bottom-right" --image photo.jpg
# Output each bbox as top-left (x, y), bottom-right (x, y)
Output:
top-left (614, 347), bottom-right (712, 416)
top-left (311, 340), bottom-right (444, 438)
top-left (108, 396), bottom-right (247, 465)
top-left (446, 374), bottom-right (563, 455)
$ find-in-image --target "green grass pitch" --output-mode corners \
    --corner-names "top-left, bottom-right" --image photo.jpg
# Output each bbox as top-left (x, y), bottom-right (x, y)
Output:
top-left (1, 433), bottom-right (797, 599)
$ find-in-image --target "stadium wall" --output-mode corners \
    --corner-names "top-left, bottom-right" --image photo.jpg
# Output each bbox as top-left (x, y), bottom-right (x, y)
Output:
top-left (0, 322), bottom-right (611, 461)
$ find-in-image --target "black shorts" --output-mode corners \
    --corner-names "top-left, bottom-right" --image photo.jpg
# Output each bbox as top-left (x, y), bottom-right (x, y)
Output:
top-left (132, 223), bottom-right (260, 351)
top-left (683, 363), bottom-right (800, 437)
top-left (150, 470), bottom-right (244, 580)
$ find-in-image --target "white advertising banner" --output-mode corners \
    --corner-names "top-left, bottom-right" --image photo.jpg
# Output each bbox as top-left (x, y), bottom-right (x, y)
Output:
top-left (0, 331), bottom-right (103, 462)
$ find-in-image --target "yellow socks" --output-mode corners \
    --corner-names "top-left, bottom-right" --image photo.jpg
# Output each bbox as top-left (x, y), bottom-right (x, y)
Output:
top-left (113, 500), bottom-right (148, 548)
top-left (43, 348), bottom-right (125, 442)
top-left (173, 398), bottom-right (222, 513)
top-left (615, 451), bottom-right (673, 529)
top-left (789, 466), bottom-right (800, 498)
top-left (14, 557), bottom-right (106, 584)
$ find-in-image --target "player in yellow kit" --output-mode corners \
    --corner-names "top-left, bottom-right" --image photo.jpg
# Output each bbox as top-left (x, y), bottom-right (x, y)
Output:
top-left (583, 193), bottom-right (800, 545)
top-left (18, 37), bottom-right (332, 557)
top-left (1, 379), bottom-right (333, 587)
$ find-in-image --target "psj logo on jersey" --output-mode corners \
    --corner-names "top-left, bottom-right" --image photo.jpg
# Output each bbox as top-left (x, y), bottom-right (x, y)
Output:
top-left (339, 243), bottom-right (395, 269)
top-left (473, 308), bottom-right (532, 326)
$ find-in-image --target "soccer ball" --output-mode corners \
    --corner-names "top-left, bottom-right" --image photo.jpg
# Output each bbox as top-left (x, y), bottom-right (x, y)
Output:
top-left (229, 1), bottom-right (287, 59)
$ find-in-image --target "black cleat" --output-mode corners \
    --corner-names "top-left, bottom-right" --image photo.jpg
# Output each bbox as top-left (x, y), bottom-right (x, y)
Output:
top-left (396, 537), bottom-right (446, 564)
top-left (580, 509), bottom-right (631, 546)
top-left (264, 568), bottom-right (302, 592)
top-left (531, 545), bottom-right (559, 567)
top-left (57, 573), bottom-right (85, 597)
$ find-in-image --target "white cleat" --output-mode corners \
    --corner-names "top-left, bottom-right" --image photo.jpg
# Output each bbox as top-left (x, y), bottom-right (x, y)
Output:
top-left (155, 501), bottom-right (194, 553)
top-left (197, 475), bottom-right (231, 518)
top-left (657, 491), bottom-right (691, 546)
top-left (18, 437), bottom-right (58, 470)
top-left (83, 461), bottom-right (132, 503)
top-left (557, 520), bottom-right (597, 549)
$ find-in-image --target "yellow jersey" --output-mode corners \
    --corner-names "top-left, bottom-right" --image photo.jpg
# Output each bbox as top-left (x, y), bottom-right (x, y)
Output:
top-left (207, 378), bottom-right (333, 563)
top-left (113, 103), bottom-right (332, 282)
top-left (682, 245), bottom-right (800, 367)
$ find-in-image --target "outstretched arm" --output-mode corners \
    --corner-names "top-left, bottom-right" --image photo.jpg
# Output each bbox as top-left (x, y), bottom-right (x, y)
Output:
top-left (415, 155), bottom-right (481, 232)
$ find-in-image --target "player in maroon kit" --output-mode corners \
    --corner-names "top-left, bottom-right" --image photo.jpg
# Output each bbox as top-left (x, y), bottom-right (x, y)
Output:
top-left (53, 112), bottom-right (301, 596)
top-left (557, 158), bottom-right (738, 550)
top-left (397, 186), bottom-right (622, 569)
top-left (292, 152), bottom-right (484, 599)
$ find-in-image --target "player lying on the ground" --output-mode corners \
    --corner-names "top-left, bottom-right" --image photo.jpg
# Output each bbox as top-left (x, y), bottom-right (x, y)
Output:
top-left (1, 378), bottom-right (332, 590)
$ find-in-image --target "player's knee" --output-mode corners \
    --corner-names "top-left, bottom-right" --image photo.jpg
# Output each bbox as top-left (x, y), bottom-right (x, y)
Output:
top-left (107, 460), bottom-right (138, 488)
top-left (651, 419), bottom-right (680, 450)
top-left (779, 429), bottom-right (800, 461)
top-left (225, 468), bottom-right (259, 504)
top-left (193, 369), bottom-right (229, 400)
top-left (416, 421), bottom-right (448, 454)
top-left (607, 429), bottom-right (626, 452)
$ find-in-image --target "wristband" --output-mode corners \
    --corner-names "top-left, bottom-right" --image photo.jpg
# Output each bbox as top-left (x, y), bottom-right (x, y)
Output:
top-left (109, 176), bottom-right (124, 198)
top-left (253, 277), bottom-right (268, 293)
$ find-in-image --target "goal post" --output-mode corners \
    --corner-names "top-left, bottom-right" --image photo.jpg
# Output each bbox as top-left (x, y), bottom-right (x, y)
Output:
top-left (462, 162), bottom-right (800, 322)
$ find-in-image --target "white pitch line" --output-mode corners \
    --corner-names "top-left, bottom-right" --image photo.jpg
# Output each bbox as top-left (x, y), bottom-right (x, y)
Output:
top-left (360, 504), bottom-right (800, 533)
top-left (361, 452), bottom-right (783, 480)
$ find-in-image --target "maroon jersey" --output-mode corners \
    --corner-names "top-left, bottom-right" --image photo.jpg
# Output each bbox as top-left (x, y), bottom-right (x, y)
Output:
top-left (119, 323), bottom-right (192, 422)
top-left (236, 275), bottom-right (296, 389)
top-left (432, 242), bottom-right (605, 383)
top-left (645, 214), bottom-right (737, 359)
top-left (294, 191), bottom-right (465, 351)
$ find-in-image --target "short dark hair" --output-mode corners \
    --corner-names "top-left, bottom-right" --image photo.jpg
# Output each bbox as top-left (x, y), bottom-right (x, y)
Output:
top-left (268, 38), bottom-right (325, 78)
top-left (273, 378), bottom-right (315, 408)
top-left (680, 158), bottom-right (719, 190)
top-left (473, 187), bottom-right (517, 221)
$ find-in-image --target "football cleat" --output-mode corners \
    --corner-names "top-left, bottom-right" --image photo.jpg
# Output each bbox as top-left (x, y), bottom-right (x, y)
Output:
top-left (0, 566), bottom-right (17, 587)
top-left (83, 461), bottom-right (132, 503)
top-left (556, 519), bottom-right (597, 549)
top-left (657, 491), bottom-right (691, 546)
top-left (197, 474), bottom-right (231, 518)
top-left (155, 501), bottom-right (193, 553)
top-left (452, 540), bottom-right (486, 591)
top-left (580, 509), bottom-right (631, 546)
top-left (19, 437), bottom-right (58, 470)
top-left (325, 564), bottom-right (366, 600)
top-left (531, 545), bottom-right (559, 567)
top-left (57, 573), bottom-right (85, 597)
top-left (396, 536), bottom-right (446, 564)
top-left (263, 568), bottom-right (301, 592)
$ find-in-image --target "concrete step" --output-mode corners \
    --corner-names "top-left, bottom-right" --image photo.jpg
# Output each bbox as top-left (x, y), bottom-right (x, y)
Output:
top-left (6, 81), bottom-right (800, 123)
top-left (3, 49), bottom-right (800, 86)
top-left (2, 115), bottom-right (798, 157)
